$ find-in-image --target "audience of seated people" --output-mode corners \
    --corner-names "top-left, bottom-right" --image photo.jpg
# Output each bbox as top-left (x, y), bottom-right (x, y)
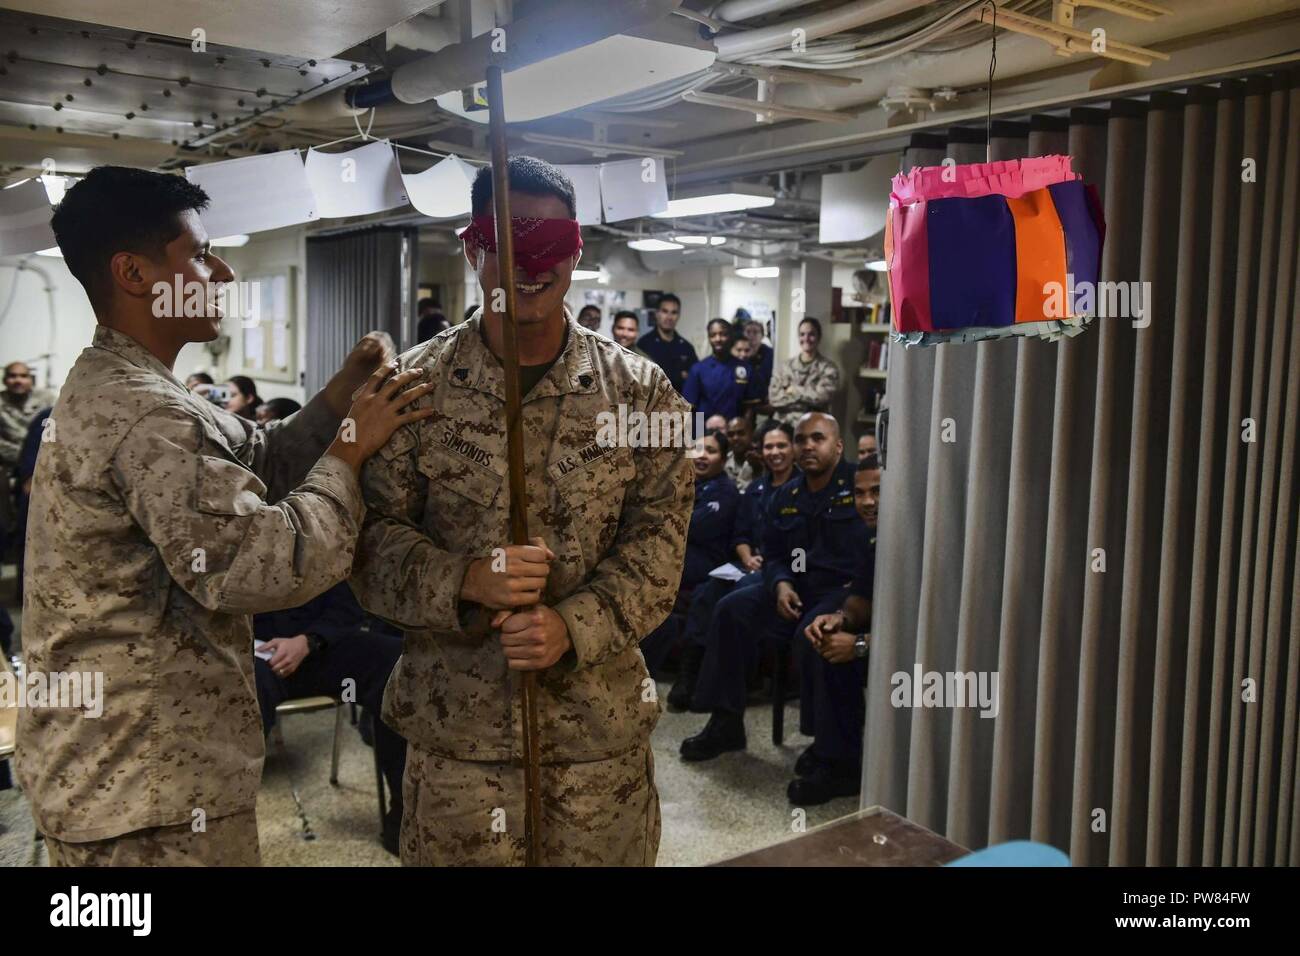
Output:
top-left (666, 420), bottom-right (796, 711)
top-left (659, 411), bottom-right (876, 806)
top-left (640, 429), bottom-right (739, 676)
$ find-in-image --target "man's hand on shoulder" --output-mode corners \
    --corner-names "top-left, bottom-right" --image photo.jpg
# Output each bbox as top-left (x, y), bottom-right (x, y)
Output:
top-left (327, 362), bottom-right (435, 473)
top-left (490, 605), bottom-right (572, 671)
top-left (323, 331), bottom-right (398, 417)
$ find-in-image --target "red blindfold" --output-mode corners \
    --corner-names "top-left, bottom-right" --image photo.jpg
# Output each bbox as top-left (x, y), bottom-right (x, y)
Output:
top-left (458, 216), bottom-right (583, 277)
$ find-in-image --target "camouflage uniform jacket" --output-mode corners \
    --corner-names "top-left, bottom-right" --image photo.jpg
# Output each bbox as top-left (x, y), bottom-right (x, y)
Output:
top-left (767, 352), bottom-right (841, 427)
top-left (0, 387), bottom-right (56, 469)
top-left (350, 312), bottom-right (694, 764)
top-left (16, 325), bottom-right (362, 842)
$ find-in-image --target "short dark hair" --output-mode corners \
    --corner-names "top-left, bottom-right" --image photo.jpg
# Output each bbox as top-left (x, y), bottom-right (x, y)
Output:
top-left (657, 293), bottom-right (681, 311)
top-left (261, 397), bottom-right (302, 421)
top-left (185, 371), bottom-right (214, 386)
top-left (759, 420), bottom-right (795, 445)
top-left (471, 156), bottom-right (576, 218)
top-left (613, 309), bottom-right (639, 324)
top-left (707, 317), bottom-right (733, 337)
top-left (417, 297), bottom-right (439, 315)
top-left (857, 453), bottom-right (881, 472)
top-left (51, 165), bottom-right (211, 312)
top-left (798, 315), bottom-right (823, 338)
top-left (704, 427), bottom-right (730, 460)
top-left (417, 312), bottom-right (447, 341)
top-left (578, 305), bottom-right (601, 318)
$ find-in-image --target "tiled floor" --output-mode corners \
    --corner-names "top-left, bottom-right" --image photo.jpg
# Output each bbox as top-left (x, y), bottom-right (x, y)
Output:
top-left (1, 684), bottom-right (860, 867)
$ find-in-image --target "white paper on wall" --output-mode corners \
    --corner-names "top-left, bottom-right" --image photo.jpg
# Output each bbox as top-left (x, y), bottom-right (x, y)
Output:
top-left (401, 154), bottom-right (476, 219)
top-left (599, 158), bottom-right (668, 223)
top-left (0, 179), bottom-right (55, 256)
top-left (186, 149), bottom-right (317, 239)
top-left (305, 141), bottom-right (408, 219)
top-left (557, 164), bottom-right (603, 226)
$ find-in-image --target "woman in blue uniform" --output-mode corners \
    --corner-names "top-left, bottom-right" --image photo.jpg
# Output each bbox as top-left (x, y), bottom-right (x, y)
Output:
top-left (641, 429), bottom-right (738, 676)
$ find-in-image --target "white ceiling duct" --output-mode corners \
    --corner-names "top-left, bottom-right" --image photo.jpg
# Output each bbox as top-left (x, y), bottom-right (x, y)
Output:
top-left (712, 0), bottom-right (928, 60)
top-left (712, 0), bottom-right (815, 22)
top-left (389, 0), bottom-right (687, 104)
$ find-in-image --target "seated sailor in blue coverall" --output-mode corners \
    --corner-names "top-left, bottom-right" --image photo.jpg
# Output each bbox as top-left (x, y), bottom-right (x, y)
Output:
top-left (680, 412), bottom-right (869, 762)
top-left (792, 454), bottom-right (880, 805)
top-left (640, 429), bottom-right (738, 676)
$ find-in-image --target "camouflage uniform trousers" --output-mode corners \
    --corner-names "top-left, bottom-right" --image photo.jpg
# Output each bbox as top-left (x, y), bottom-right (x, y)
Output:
top-left (400, 744), bottom-right (660, 866)
top-left (44, 810), bottom-right (260, 867)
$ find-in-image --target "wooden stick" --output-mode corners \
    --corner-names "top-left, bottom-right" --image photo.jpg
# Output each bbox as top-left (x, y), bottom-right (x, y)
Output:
top-left (486, 64), bottom-right (543, 868)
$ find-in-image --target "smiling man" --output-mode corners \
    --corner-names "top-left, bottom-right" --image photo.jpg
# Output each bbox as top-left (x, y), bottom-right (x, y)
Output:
top-left (349, 156), bottom-right (694, 866)
top-left (17, 166), bottom-right (432, 865)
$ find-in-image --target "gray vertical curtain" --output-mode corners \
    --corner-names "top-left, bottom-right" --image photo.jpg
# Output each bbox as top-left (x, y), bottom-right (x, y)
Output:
top-left (304, 226), bottom-right (416, 395)
top-left (864, 70), bottom-right (1300, 866)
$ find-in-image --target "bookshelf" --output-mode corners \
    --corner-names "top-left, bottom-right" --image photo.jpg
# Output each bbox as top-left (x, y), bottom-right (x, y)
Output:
top-left (832, 280), bottom-right (890, 434)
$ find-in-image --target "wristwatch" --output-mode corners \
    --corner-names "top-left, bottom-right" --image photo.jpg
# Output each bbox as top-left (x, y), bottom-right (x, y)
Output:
top-left (853, 634), bottom-right (870, 659)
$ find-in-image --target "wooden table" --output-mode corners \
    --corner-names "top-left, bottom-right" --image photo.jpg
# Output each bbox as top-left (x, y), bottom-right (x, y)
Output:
top-left (714, 806), bottom-right (968, 867)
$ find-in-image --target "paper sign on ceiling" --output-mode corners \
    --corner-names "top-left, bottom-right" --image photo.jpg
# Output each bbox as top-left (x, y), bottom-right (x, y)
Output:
top-left (185, 149), bottom-right (317, 240)
top-left (818, 154), bottom-right (896, 244)
top-left (0, 179), bottom-right (56, 256)
top-left (557, 164), bottom-right (604, 226)
top-left (402, 154), bottom-right (476, 219)
top-left (599, 158), bottom-right (668, 223)
top-left (305, 141), bottom-right (408, 219)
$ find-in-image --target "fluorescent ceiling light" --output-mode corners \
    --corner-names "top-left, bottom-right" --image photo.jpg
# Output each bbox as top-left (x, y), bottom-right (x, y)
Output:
top-left (35, 247), bottom-right (62, 257)
top-left (675, 235), bottom-right (726, 246)
top-left (212, 234), bottom-right (250, 248)
top-left (865, 259), bottom-right (888, 272)
top-left (653, 193), bottom-right (775, 218)
top-left (736, 266), bottom-right (779, 278)
top-left (571, 268), bottom-right (602, 280)
top-left (628, 238), bottom-right (684, 252)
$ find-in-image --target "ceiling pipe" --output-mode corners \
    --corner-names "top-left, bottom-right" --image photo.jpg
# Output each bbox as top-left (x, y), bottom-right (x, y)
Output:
top-left (389, 0), bottom-right (684, 104)
top-left (712, 0), bottom-right (816, 22)
top-left (713, 0), bottom-right (926, 60)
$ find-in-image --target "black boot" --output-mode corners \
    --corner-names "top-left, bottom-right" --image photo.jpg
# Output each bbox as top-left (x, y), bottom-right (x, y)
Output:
top-left (680, 710), bottom-right (746, 761)
top-left (666, 643), bottom-right (706, 712)
top-left (794, 745), bottom-right (824, 778)
top-left (786, 760), bottom-right (861, 805)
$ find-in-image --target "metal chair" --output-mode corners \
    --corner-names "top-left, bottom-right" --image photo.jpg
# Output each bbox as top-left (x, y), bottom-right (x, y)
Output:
top-left (272, 696), bottom-right (345, 784)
